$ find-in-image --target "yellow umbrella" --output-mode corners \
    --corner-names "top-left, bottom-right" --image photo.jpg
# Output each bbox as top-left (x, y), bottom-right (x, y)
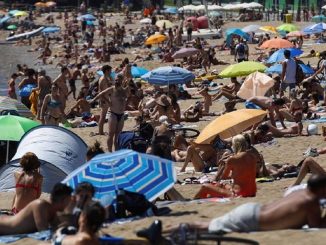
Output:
top-left (156, 20), bottom-right (174, 29)
top-left (14, 11), bottom-right (28, 17)
top-left (34, 2), bottom-right (46, 8)
top-left (45, 1), bottom-right (57, 7)
top-left (195, 109), bottom-right (267, 144)
top-left (145, 34), bottom-right (168, 45)
top-left (259, 25), bottom-right (277, 34)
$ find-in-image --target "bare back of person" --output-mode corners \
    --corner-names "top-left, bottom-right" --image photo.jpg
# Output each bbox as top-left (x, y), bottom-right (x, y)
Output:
top-left (0, 199), bottom-right (52, 235)
top-left (249, 96), bottom-right (272, 110)
top-left (259, 189), bottom-right (321, 230)
top-left (62, 232), bottom-right (100, 245)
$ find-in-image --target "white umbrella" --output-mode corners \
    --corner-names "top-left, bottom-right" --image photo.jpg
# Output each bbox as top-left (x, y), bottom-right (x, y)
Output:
top-left (246, 2), bottom-right (264, 9)
top-left (242, 24), bottom-right (261, 33)
top-left (208, 5), bottom-right (223, 11)
top-left (322, 5), bottom-right (326, 10)
top-left (195, 5), bottom-right (206, 12)
top-left (178, 5), bottom-right (197, 12)
top-left (140, 18), bottom-right (151, 24)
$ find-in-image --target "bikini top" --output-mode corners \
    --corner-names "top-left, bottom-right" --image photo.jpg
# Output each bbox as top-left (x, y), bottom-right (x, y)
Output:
top-left (15, 173), bottom-right (41, 195)
top-left (48, 98), bottom-right (61, 108)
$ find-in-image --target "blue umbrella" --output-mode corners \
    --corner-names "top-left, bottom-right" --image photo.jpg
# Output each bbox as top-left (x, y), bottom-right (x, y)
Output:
top-left (62, 150), bottom-right (176, 206)
top-left (8, 10), bottom-right (20, 16)
top-left (86, 20), bottom-right (94, 26)
top-left (141, 66), bottom-right (195, 85)
top-left (42, 26), bottom-right (60, 34)
top-left (225, 28), bottom-right (250, 47)
top-left (77, 14), bottom-right (96, 21)
top-left (302, 23), bottom-right (326, 34)
top-left (266, 63), bottom-right (314, 75)
top-left (0, 15), bottom-right (11, 25)
top-left (164, 7), bottom-right (178, 14)
top-left (97, 66), bottom-right (148, 78)
top-left (267, 48), bottom-right (303, 64)
top-left (96, 70), bottom-right (116, 79)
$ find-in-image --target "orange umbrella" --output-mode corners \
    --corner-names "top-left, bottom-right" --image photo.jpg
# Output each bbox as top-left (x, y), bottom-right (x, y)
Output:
top-left (286, 31), bottom-right (304, 37)
top-left (145, 34), bottom-right (168, 45)
top-left (45, 1), bottom-right (56, 7)
top-left (34, 2), bottom-right (46, 7)
top-left (195, 109), bottom-right (267, 144)
top-left (260, 38), bottom-right (294, 49)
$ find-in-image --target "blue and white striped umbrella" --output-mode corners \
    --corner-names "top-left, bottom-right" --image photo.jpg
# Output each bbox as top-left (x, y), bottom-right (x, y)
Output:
top-left (141, 66), bottom-right (195, 85)
top-left (267, 48), bottom-right (303, 64)
top-left (62, 150), bottom-right (176, 206)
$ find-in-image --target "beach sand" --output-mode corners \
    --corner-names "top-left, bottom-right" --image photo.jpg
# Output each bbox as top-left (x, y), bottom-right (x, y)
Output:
top-left (1, 13), bottom-right (326, 244)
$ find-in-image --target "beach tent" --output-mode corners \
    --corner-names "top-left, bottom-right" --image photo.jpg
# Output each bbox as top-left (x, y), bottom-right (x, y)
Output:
top-left (0, 126), bottom-right (87, 193)
top-left (237, 71), bottom-right (275, 100)
top-left (225, 28), bottom-right (250, 47)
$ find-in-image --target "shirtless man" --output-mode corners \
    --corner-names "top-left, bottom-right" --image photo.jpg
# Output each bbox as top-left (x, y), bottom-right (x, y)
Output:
top-left (33, 69), bottom-right (52, 120)
top-left (68, 64), bottom-right (82, 100)
top-left (0, 183), bottom-right (72, 235)
top-left (212, 77), bottom-right (241, 102)
top-left (93, 74), bottom-right (129, 151)
top-left (52, 66), bottom-right (71, 114)
top-left (66, 88), bottom-right (91, 118)
top-left (95, 65), bottom-right (113, 135)
top-left (246, 96), bottom-right (286, 128)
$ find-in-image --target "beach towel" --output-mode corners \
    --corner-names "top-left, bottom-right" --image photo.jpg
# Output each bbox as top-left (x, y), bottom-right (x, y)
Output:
top-left (208, 203), bottom-right (261, 233)
top-left (29, 90), bottom-right (39, 116)
top-left (244, 101), bottom-right (261, 110)
top-left (305, 117), bottom-right (326, 124)
top-left (0, 230), bottom-right (51, 244)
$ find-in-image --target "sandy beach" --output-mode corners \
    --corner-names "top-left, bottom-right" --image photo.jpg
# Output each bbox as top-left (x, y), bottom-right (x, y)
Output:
top-left (1, 9), bottom-right (326, 245)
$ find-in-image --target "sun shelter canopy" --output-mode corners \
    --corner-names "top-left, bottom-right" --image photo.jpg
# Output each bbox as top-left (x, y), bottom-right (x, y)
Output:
top-left (237, 71), bottom-right (275, 100)
top-left (225, 28), bottom-right (250, 47)
top-left (0, 126), bottom-right (87, 193)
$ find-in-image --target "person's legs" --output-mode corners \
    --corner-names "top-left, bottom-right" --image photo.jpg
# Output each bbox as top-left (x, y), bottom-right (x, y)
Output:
top-left (113, 116), bottom-right (125, 151)
top-left (194, 184), bottom-right (232, 199)
top-left (107, 113), bottom-right (118, 152)
top-left (180, 145), bottom-right (205, 172)
top-left (213, 91), bottom-right (236, 101)
top-left (292, 157), bottom-right (326, 186)
top-left (99, 106), bottom-right (108, 135)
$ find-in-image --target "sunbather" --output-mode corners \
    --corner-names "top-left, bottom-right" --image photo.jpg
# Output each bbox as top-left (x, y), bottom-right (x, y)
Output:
top-left (0, 183), bottom-right (72, 235)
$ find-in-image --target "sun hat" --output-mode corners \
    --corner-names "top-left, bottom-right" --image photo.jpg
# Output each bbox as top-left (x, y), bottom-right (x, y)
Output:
top-left (156, 94), bottom-right (171, 107)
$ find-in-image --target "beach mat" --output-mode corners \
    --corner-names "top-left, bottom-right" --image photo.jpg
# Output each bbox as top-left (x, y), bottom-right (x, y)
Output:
top-left (0, 230), bottom-right (51, 244)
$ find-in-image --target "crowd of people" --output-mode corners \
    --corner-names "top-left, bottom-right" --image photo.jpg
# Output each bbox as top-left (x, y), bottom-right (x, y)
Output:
top-left (3, 1), bottom-right (326, 244)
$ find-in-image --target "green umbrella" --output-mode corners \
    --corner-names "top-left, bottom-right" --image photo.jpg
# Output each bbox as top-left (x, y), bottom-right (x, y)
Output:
top-left (0, 115), bottom-right (40, 162)
top-left (277, 24), bottom-right (298, 33)
top-left (6, 24), bottom-right (17, 30)
top-left (219, 61), bottom-right (267, 78)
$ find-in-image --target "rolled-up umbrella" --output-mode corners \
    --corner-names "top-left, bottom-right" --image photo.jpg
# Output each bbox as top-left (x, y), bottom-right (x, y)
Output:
top-left (219, 61), bottom-right (267, 78)
top-left (63, 150), bottom-right (177, 206)
top-left (145, 34), bottom-right (167, 45)
top-left (195, 109), bottom-right (267, 144)
top-left (266, 48), bottom-right (303, 64)
top-left (172, 47), bottom-right (199, 59)
top-left (260, 38), bottom-right (294, 49)
top-left (141, 66), bottom-right (195, 85)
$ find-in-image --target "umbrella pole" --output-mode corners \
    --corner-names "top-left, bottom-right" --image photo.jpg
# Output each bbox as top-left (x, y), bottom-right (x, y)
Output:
top-left (110, 161), bottom-right (119, 191)
top-left (6, 141), bottom-right (9, 163)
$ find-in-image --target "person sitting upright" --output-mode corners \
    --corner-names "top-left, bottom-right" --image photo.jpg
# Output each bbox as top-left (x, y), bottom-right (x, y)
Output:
top-left (12, 152), bottom-right (43, 214)
top-left (0, 183), bottom-right (72, 235)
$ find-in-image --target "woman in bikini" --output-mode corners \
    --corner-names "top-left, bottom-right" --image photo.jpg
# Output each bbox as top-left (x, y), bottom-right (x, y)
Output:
top-left (12, 152), bottom-right (43, 214)
top-left (7, 73), bottom-right (18, 99)
top-left (40, 85), bottom-right (63, 126)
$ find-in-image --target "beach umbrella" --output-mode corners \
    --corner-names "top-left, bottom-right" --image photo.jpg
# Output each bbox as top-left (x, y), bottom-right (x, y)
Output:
top-left (45, 1), bottom-right (56, 7)
top-left (8, 10), bottom-right (20, 16)
top-left (303, 23), bottom-right (326, 34)
top-left (155, 20), bottom-right (174, 29)
top-left (259, 25), bottom-right (277, 33)
top-left (140, 18), bottom-right (151, 24)
top-left (286, 31), bottom-right (304, 37)
top-left (42, 26), bottom-right (60, 34)
top-left (0, 96), bottom-right (33, 118)
top-left (13, 11), bottom-right (28, 17)
top-left (145, 34), bottom-right (167, 45)
top-left (266, 48), bottom-right (303, 64)
top-left (219, 61), bottom-right (267, 78)
top-left (0, 115), bottom-right (40, 162)
top-left (86, 20), bottom-right (94, 26)
top-left (208, 5), bottom-right (223, 11)
top-left (131, 66), bottom-right (149, 78)
top-left (225, 28), bottom-right (250, 46)
top-left (242, 24), bottom-right (261, 33)
top-left (260, 38), bottom-right (294, 49)
top-left (208, 11), bottom-right (222, 17)
top-left (277, 24), bottom-right (298, 33)
top-left (62, 150), bottom-right (177, 206)
top-left (311, 15), bottom-right (326, 23)
top-left (265, 63), bottom-right (314, 75)
top-left (195, 109), bottom-right (267, 144)
top-left (164, 7), bottom-right (178, 14)
top-left (6, 24), bottom-right (17, 30)
top-left (0, 15), bottom-right (11, 25)
top-left (34, 2), bottom-right (46, 8)
top-left (77, 14), bottom-right (96, 21)
top-left (172, 47), bottom-right (199, 59)
top-left (141, 66), bottom-right (195, 85)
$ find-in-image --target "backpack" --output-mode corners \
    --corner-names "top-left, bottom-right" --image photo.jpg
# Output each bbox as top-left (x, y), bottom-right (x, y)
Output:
top-left (237, 43), bottom-right (245, 55)
top-left (295, 61), bottom-right (305, 85)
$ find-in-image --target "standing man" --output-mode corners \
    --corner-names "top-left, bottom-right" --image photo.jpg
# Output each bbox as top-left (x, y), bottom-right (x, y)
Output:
top-left (93, 74), bottom-right (129, 152)
top-left (281, 49), bottom-right (296, 97)
top-left (52, 66), bottom-right (71, 114)
top-left (97, 65), bottom-right (113, 135)
top-left (234, 39), bottom-right (247, 63)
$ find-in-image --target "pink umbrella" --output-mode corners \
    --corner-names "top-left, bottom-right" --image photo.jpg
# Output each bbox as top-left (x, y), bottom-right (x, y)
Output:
top-left (286, 31), bottom-right (304, 37)
top-left (172, 48), bottom-right (199, 59)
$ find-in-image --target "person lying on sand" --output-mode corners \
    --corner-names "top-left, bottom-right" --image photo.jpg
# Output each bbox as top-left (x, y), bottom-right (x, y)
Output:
top-left (168, 174), bottom-right (326, 233)
top-left (194, 134), bottom-right (257, 199)
top-left (0, 183), bottom-right (72, 235)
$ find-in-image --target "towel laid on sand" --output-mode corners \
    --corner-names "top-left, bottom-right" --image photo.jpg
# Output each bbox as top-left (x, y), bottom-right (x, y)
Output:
top-left (0, 230), bottom-right (51, 244)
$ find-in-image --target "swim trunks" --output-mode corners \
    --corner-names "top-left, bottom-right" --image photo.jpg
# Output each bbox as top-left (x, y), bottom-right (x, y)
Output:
top-left (208, 202), bottom-right (261, 233)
